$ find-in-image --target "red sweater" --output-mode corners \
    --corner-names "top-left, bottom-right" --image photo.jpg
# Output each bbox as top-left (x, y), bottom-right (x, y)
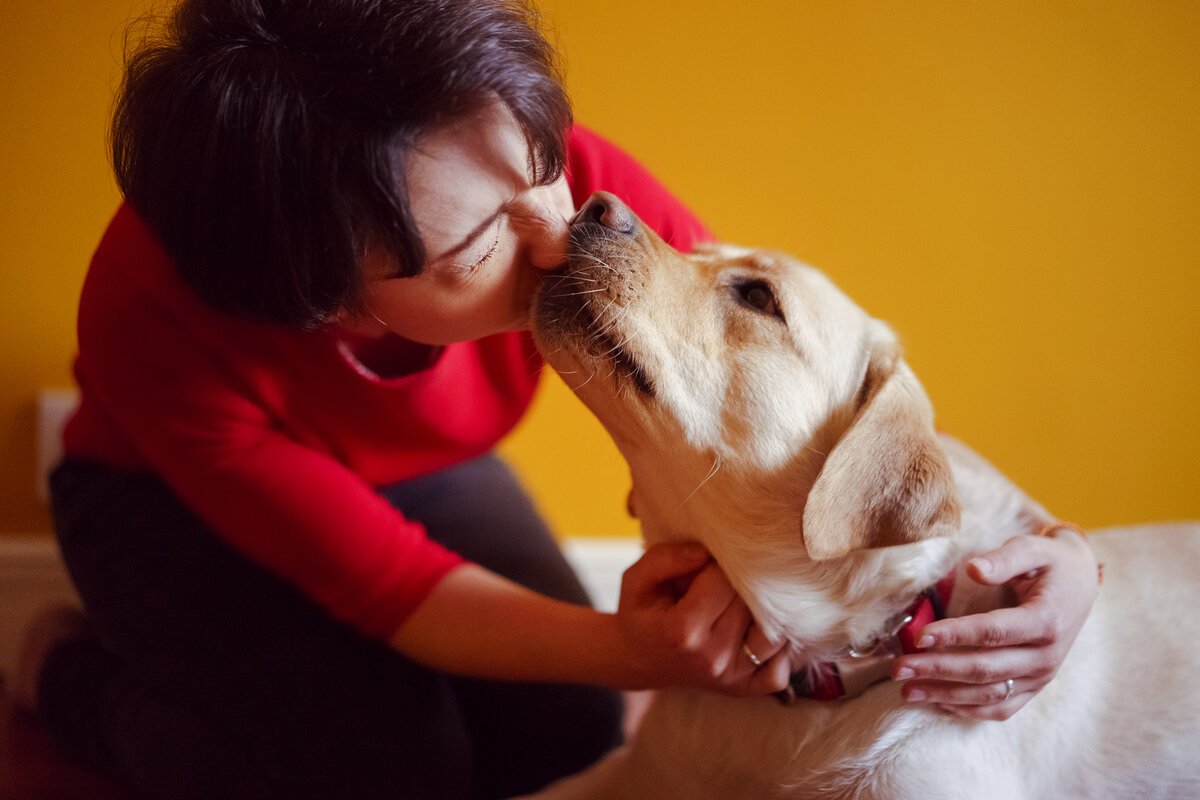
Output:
top-left (64, 126), bottom-right (713, 639)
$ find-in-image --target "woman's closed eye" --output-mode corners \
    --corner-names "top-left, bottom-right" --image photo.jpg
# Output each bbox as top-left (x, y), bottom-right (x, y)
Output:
top-left (458, 218), bottom-right (503, 273)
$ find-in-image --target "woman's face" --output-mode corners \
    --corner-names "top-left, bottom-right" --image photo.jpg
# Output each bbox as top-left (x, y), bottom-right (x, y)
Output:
top-left (347, 102), bottom-right (575, 345)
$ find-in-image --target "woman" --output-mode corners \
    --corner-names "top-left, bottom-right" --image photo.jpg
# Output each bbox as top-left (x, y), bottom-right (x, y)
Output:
top-left (17, 1), bottom-right (1098, 798)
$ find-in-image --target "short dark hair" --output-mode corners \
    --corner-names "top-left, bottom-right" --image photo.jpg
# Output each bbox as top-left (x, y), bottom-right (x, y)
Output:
top-left (111, 0), bottom-right (572, 328)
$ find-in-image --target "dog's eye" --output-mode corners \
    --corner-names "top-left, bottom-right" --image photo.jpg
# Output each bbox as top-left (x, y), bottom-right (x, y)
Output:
top-left (734, 279), bottom-right (784, 321)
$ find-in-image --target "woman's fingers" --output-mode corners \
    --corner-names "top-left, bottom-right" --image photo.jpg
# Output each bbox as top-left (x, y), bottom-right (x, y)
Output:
top-left (902, 678), bottom-right (1031, 721)
top-left (896, 641), bottom-right (1052, 690)
top-left (616, 542), bottom-right (793, 695)
top-left (965, 526), bottom-right (1096, 588)
top-left (744, 650), bottom-right (792, 695)
top-left (620, 542), bottom-right (713, 608)
top-left (895, 642), bottom-right (1049, 721)
top-left (916, 605), bottom-right (1058, 652)
top-left (670, 562), bottom-right (740, 639)
top-left (743, 621), bottom-right (784, 665)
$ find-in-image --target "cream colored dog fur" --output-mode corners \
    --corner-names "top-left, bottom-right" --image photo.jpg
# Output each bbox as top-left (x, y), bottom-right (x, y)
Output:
top-left (523, 192), bottom-right (1200, 799)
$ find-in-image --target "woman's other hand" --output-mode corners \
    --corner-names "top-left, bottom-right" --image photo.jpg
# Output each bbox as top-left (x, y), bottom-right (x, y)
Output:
top-left (892, 528), bottom-right (1098, 720)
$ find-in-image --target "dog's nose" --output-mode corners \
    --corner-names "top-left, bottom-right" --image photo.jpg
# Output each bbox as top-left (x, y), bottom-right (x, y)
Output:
top-left (572, 191), bottom-right (638, 235)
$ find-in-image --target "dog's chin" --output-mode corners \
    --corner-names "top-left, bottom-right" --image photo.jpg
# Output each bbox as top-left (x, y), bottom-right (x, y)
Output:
top-left (534, 264), bottom-right (656, 400)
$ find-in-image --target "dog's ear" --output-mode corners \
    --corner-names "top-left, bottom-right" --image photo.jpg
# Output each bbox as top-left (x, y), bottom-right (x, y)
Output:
top-left (802, 342), bottom-right (960, 561)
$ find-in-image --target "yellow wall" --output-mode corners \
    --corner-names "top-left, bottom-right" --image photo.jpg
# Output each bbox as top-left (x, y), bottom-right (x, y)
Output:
top-left (2, 1), bottom-right (1198, 539)
top-left (1, 1), bottom-right (152, 534)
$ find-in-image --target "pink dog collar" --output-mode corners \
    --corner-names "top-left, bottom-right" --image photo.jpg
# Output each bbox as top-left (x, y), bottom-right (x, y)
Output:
top-left (779, 572), bottom-right (956, 703)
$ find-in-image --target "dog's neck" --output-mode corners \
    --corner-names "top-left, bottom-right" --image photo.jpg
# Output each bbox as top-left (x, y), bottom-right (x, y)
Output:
top-left (779, 569), bottom-right (956, 702)
top-left (634, 463), bottom-right (966, 664)
top-left (634, 435), bottom-right (1048, 681)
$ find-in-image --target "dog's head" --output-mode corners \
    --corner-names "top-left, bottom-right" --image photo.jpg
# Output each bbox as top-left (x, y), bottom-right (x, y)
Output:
top-left (534, 193), bottom-right (962, 651)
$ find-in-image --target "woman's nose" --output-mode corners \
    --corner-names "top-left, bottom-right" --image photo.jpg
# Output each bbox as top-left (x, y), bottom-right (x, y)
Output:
top-left (526, 181), bottom-right (574, 271)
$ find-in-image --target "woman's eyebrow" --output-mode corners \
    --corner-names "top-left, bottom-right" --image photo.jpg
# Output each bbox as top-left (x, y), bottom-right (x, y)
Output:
top-left (430, 209), bottom-right (502, 264)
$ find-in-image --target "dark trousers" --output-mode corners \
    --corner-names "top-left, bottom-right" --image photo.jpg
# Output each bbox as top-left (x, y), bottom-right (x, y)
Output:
top-left (43, 455), bottom-right (622, 800)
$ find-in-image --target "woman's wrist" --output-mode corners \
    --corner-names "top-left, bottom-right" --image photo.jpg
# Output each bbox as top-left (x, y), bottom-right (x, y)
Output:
top-left (388, 564), bottom-right (637, 687)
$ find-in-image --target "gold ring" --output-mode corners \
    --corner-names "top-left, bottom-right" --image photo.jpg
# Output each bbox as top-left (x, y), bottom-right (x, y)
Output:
top-left (742, 642), bottom-right (763, 667)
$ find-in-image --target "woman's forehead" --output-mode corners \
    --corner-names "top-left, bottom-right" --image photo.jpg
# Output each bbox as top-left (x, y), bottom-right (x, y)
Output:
top-left (406, 103), bottom-right (530, 253)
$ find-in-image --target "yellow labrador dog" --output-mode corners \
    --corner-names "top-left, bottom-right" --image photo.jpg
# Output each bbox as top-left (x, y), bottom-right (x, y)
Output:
top-left (523, 192), bottom-right (1200, 799)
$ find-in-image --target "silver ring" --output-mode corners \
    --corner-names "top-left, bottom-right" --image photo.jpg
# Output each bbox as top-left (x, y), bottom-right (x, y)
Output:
top-left (742, 642), bottom-right (763, 667)
top-left (1003, 678), bottom-right (1015, 701)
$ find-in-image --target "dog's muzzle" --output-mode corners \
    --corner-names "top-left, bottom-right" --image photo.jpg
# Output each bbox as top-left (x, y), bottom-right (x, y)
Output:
top-left (534, 192), bottom-right (656, 396)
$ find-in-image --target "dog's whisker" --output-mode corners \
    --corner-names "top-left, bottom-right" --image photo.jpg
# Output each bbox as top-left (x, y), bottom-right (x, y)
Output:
top-left (521, 348), bottom-right (544, 377)
top-left (568, 370), bottom-right (596, 391)
top-left (564, 247), bottom-right (616, 273)
top-left (595, 302), bottom-right (634, 340)
top-left (679, 455), bottom-right (723, 509)
top-left (612, 319), bottom-right (648, 358)
top-left (546, 270), bottom-right (599, 281)
top-left (560, 287), bottom-right (611, 297)
top-left (561, 274), bottom-right (602, 287)
top-left (584, 256), bottom-right (618, 275)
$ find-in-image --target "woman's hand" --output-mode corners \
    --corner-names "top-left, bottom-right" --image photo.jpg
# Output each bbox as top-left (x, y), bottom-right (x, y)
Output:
top-left (892, 528), bottom-right (1099, 720)
top-left (615, 542), bottom-right (790, 695)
